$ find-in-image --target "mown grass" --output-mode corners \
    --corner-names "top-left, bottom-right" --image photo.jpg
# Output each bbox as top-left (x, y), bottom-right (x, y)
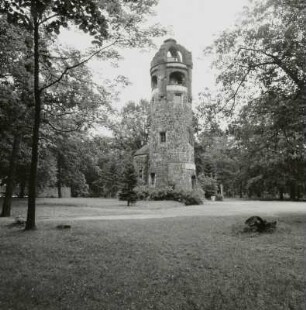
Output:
top-left (0, 201), bottom-right (305, 310)
top-left (3, 198), bottom-right (183, 221)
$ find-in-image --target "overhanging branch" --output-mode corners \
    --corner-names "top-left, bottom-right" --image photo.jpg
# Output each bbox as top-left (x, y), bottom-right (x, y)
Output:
top-left (238, 47), bottom-right (303, 89)
top-left (39, 39), bottom-right (119, 93)
top-left (46, 120), bottom-right (81, 133)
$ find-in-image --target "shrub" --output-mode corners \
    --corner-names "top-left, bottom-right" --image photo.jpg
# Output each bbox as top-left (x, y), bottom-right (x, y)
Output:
top-left (119, 163), bottom-right (137, 206)
top-left (215, 194), bottom-right (224, 201)
top-left (134, 186), bottom-right (203, 206)
top-left (134, 186), bottom-right (150, 200)
top-left (198, 174), bottom-right (218, 199)
top-left (182, 191), bottom-right (203, 205)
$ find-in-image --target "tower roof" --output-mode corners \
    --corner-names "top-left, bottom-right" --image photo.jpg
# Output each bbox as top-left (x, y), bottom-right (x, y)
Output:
top-left (151, 39), bottom-right (193, 69)
top-left (134, 144), bottom-right (149, 156)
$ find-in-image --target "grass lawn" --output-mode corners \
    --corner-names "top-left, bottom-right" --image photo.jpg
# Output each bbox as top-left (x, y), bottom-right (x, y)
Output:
top-left (0, 198), bottom-right (305, 310)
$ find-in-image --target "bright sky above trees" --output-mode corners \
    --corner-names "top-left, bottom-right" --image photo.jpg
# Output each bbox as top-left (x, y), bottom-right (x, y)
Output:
top-left (59, 0), bottom-right (249, 109)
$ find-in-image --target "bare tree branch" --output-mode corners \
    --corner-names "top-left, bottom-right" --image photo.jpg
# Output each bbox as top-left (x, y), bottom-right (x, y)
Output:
top-left (219, 68), bottom-right (252, 114)
top-left (39, 14), bottom-right (59, 25)
top-left (39, 39), bottom-right (119, 92)
top-left (46, 120), bottom-right (82, 133)
top-left (238, 47), bottom-right (303, 88)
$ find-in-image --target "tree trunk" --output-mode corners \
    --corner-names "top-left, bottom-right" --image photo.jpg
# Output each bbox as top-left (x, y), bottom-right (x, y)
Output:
top-left (25, 10), bottom-right (40, 230)
top-left (19, 179), bottom-right (26, 198)
top-left (289, 183), bottom-right (296, 201)
top-left (279, 188), bottom-right (284, 200)
top-left (296, 187), bottom-right (301, 200)
top-left (1, 134), bottom-right (21, 217)
top-left (57, 153), bottom-right (62, 198)
top-left (239, 184), bottom-right (243, 198)
top-left (220, 183), bottom-right (224, 197)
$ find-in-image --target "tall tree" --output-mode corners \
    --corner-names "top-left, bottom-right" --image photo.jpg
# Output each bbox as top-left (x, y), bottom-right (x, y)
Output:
top-left (119, 162), bottom-right (137, 206)
top-left (110, 99), bottom-right (151, 152)
top-left (0, 0), bottom-right (165, 229)
top-left (203, 0), bottom-right (305, 116)
top-left (228, 91), bottom-right (305, 199)
top-left (200, 0), bottom-right (305, 199)
top-left (0, 18), bottom-right (33, 216)
top-left (194, 121), bottom-right (238, 198)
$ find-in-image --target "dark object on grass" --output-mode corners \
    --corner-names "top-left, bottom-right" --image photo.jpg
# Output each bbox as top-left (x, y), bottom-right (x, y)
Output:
top-left (14, 216), bottom-right (26, 226)
top-left (56, 224), bottom-right (71, 230)
top-left (7, 217), bottom-right (26, 228)
top-left (244, 216), bottom-right (277, 233)
top-left (215, 194), bottom-right (224, 201)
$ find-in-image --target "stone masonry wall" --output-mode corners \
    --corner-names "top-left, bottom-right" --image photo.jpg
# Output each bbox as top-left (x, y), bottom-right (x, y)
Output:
top-left (148, 39), bottom-right (196, 190)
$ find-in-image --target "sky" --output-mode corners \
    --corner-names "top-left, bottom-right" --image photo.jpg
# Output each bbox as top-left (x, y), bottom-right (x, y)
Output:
top-left (59, 0), bottom-right (249, 110)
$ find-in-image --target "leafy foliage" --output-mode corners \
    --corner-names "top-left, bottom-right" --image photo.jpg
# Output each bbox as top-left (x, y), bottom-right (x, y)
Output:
top-left (118, 163), bottom-right (137, 206)
top-left (0, 0), bottom-right (165, 228)
top-left (203, 0), bottom-right (305, 116)
top-left (110, 99), bottom-right (150, 152)
top-left (194, 116), bottom-right (238, 198)
top-left (199, 0), bottom-right (306, 200)
top-left (134, 186), bottom-right (203, 206)
top-left (197, 175), bottom-right (218, 199)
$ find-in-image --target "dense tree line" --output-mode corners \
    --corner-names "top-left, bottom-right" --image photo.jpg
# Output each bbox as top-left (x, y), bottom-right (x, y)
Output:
top-left (0, 97), bottom-right (149, 199)
top-left (0, 0), bottom-right (304, 229)
top-left (197, 0), bottom-right (305, 200)
top-left (0, 0), bottom-right (165, 229)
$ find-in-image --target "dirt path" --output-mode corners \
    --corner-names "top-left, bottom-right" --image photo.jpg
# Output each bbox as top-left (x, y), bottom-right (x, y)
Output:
top-left (2, 198), bottom-right (304, 223)
top-left (46, 200), bottom-right (306, 222)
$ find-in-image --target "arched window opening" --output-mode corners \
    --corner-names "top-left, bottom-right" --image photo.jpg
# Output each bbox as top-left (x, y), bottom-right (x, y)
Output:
top-left (167, 47), bottom-right (182, 62)
top-left (151, 75), bottom-right (157, 89)
top-left (169, 71), bottom-right (185, 85)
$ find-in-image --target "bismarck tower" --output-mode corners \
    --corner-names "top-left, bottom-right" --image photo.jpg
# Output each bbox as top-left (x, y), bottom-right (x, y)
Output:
top-left (134, 39), bottom-right (196, 190)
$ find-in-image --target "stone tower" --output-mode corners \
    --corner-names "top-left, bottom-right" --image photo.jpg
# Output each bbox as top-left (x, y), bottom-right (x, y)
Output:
top-left (134, 39), bottom-right (196, 190)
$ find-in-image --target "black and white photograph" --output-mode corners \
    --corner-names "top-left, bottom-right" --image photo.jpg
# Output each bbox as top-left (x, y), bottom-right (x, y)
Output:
top-left (0, 0), bottom-right (305, 309)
